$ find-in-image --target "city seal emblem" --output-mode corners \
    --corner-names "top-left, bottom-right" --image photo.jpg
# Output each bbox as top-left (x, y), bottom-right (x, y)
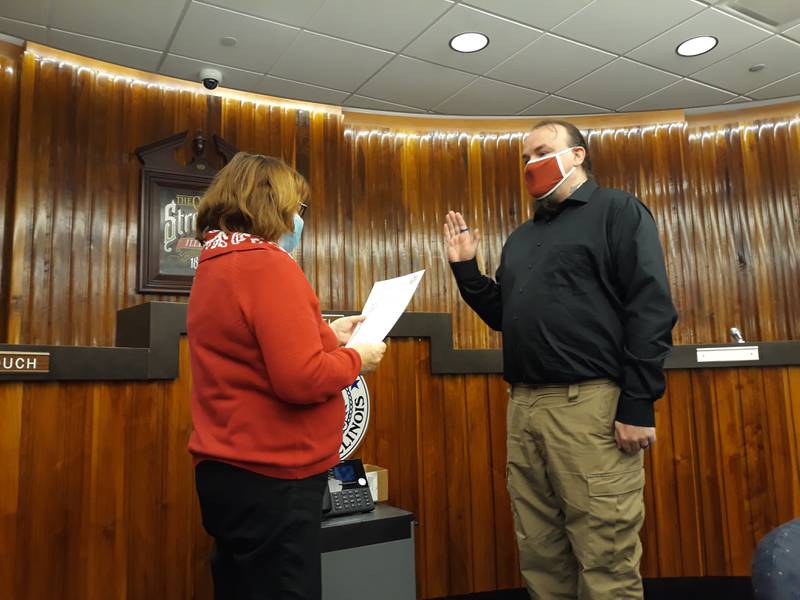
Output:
top-left (339, 376), bottom-right (370, 460)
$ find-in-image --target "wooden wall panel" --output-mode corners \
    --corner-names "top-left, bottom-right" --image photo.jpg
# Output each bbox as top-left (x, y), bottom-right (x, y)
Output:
top-left (2, 46), bottom-right (800, 600)
top-left (6, 50), bottom-right (215, 346)
top-left (3, 48), bottom-right (798, 351)
top-left (0, 42), bottom-right (21, 343)
top-left (637, 367), bottom-right (800, 580)
top-left (2, 344), bottom-right (799, 599)
top-left (0, 43), bottom-right (22, 592)
top-left (336, 117), bottom-right (800, 350)
top-left (361, 355), bottom-right (800, 590)
top-left (0, 340), bottom-right (212, 600)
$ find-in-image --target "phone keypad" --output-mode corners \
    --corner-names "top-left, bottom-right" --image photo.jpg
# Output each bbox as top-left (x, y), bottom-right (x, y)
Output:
top-left (333, 487), bottom-right (374, 513)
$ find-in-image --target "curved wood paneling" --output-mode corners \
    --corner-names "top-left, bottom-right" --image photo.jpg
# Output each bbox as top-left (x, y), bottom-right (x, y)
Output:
top-left (336, 117), bottom-right (800, 349)
top-left (1, 45), bottom-right (800, 600)
top-left (3, 47), bottom-right (798, 351)
top-left (0, 42), bottom-right (21, 344)
top-left (6, 49), bottom-right (214, 346)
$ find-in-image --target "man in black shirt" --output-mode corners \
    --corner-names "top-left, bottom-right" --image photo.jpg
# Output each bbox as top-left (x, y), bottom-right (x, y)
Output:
top-left (445, 120), bottom-right (677, 599)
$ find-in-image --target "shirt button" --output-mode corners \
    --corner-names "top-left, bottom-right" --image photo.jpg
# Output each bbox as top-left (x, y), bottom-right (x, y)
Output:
top-left (513, 315), bottom-right (519, 320)
top-left (518, 288), bottom-right (524, 294)
top-left (528, 264), bottom-right (533, 270)
top-left (537, 242), bottom-right (542, 247)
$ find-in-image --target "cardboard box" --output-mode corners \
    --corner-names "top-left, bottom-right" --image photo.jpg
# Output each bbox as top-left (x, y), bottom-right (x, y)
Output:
top-left (364, 464), bottom-right (388, 502)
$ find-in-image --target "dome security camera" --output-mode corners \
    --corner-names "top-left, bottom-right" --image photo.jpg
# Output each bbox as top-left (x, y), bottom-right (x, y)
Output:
top-left (199, 68), bottom-right (223, 90)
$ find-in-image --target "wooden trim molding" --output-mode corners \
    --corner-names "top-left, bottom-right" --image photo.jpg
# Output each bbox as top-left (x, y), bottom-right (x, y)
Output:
top-left (0, 302), bottom-right (799, 381)
top-left (342, 109), bottom-right (687, 135)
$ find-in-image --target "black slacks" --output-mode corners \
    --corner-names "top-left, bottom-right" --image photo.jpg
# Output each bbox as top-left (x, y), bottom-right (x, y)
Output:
top-left (195, 460), bottom-right (328, 600)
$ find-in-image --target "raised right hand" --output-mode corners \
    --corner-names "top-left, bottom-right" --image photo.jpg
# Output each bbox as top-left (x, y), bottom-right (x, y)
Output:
top-left (444, 211), bottom-right (481, 263)
top-left (351, 342), bottom-right (387, 373)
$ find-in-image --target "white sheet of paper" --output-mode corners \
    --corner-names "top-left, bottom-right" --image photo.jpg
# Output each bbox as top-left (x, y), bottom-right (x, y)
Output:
top-left (346, 270), bottom-right (425, 347)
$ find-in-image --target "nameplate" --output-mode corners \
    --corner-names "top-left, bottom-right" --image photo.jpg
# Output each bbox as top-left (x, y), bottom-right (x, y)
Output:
top-left (0, 351), bottom-right (51, 373)
top-left (696, 346), bottom-right (759, 363)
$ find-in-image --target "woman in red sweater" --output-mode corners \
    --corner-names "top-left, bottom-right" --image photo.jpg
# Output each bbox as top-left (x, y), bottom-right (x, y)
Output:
top-left (188, 152), bottom-right (386, 600)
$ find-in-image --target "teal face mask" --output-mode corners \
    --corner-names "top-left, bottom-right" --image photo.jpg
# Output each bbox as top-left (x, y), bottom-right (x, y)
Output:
top-left (278, 213), bottom-right (304, 253)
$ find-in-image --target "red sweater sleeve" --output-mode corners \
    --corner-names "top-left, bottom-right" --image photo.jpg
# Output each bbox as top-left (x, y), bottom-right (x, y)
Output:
top-left (233, 250), bottom-right (362, 404)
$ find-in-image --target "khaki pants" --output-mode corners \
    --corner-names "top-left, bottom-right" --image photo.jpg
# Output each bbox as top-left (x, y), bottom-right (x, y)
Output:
top-left (507, 380), bottom-right (645, 600)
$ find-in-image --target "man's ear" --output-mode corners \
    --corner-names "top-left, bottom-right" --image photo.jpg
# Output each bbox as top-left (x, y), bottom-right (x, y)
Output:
top-left (573, 146), bottom-right (586, 167)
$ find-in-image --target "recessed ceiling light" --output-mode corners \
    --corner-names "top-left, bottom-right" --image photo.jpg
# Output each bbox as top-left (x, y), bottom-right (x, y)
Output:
top-left (749, 63), bottom-right (765, 72)
top-left (221, 36), bottom-right (238, 47)
top-left (676, 35), bottom-right (718, 57)
top-left (449, 32), bottom-right (489, 53)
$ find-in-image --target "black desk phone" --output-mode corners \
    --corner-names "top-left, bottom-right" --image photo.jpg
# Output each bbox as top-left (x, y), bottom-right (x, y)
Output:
top-left (322, 458), bottom-right (375, 518)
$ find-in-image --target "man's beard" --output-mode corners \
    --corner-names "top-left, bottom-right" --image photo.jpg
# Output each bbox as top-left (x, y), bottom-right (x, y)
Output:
top-left (535, 194), bottom-right (560, 215)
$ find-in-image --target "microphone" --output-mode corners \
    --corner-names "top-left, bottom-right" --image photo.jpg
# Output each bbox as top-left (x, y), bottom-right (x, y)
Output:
top-left (729, 327), bottom-right (746, 344)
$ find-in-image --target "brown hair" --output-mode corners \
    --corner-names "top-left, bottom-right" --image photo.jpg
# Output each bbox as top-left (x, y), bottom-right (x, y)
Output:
top-left (531, 119), bottom-right (592, 174)
top-left (195, 152), bottom-right (309, 243)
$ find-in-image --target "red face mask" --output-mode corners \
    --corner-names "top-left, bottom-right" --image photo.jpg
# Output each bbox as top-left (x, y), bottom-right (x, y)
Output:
top-left (524, 147), bottom-right (577, 199)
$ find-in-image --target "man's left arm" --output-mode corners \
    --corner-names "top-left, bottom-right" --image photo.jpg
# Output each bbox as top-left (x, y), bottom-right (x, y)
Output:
top-left (612, 196), bottom-right (678, 430)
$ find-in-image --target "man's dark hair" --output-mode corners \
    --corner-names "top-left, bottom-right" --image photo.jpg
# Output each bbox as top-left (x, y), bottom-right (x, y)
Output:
top-left (531, 119), bottom-right (592, 174)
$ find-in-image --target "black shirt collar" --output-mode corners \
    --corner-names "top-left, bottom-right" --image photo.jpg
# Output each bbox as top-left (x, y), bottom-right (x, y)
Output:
top-left (570, 178), bottom-right (597, 203)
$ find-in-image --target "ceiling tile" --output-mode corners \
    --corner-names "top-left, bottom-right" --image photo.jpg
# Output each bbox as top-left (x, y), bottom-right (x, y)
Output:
top-left (553, 0), bottom-right (706, 54)
top-left (628, 8), bottom-right (772, 76)
top-left (343, 95), bottom-right (426, 113)
top-left (270, 31), bottom-right (392, 91)
top-left (720, 0), bottom-right (800, 32)
top-left (461, 0), bottom-right (592, 31)
top-left (519, 95), bottom-right (609, 116)
top-left (47, 29), bottom-right (163, 71)
top-left (749, 72), bottom-right (800, 99)
top-left (434, 77), bottom-right (544, 115)
top-left (620, 78), bottom-right (736, 111)
top-left (0, 0), bottom-right (49, 25)
top-left (357, 55), bottom-right (475, 109)
top-left (256, 75), bottom-right (348, 104)
top-left (50, 0), bottom-right (186, 51)
top-left (559, 58), bottom-right (680, 109)
top-left (487, 34), bottom-right (614, 92)
top-left (202, 0), bottom-right (325, 27)
top-left (403, 4), bottom-right (541, 75)
top-left (307, 0), bottom-right (452, 52)
top-left (0, 17), bottom-right (47, 43)
top-left (692, 36), bottom-right (800, 94)
top-left (725, 95), bottom-right (752, 103)
top-left (160, 54), bottom-right (263, 91)
top-left (170, 3), bottom-right (299, 73)
top-left (786, 25), bottom-right (800, 43)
